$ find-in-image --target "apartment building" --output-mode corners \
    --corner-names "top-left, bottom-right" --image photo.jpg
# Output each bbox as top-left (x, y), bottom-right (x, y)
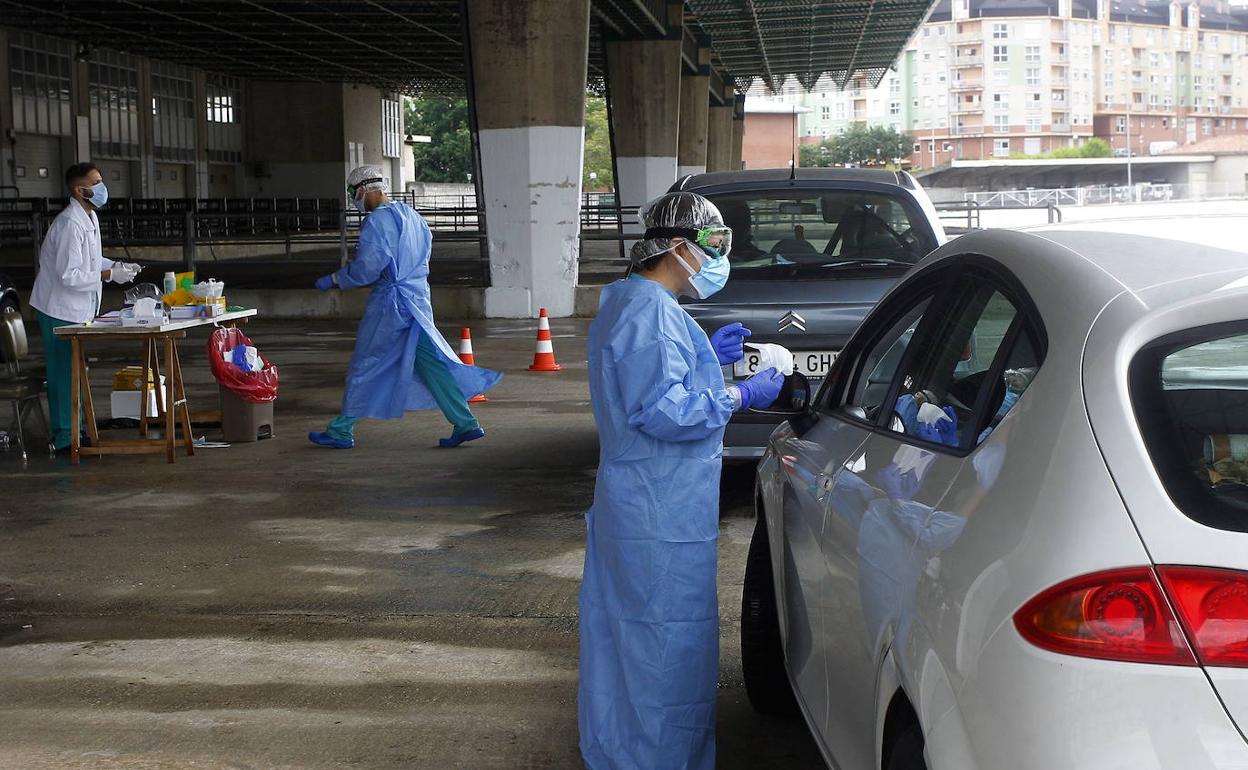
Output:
top-left (775, 0), bottom-right (1248, 167)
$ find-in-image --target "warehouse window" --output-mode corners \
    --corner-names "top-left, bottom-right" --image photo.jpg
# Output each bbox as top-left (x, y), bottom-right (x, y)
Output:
top-left (89, 50), bottom-right (141, 159)
top-left (9, 31), bottom-right (73, 137)
top-left (382, 94), bottom-right (403, 160)
top-left (152, 61), bottom-right (194, 163)
top-left (206, 75), bottom-right (244, 164)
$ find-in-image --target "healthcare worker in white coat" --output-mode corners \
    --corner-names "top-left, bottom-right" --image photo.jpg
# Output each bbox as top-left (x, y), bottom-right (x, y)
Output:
top-left (578, 191), bottom-right (784, 769)
top-left (29, 162), bottom-right (140, 452)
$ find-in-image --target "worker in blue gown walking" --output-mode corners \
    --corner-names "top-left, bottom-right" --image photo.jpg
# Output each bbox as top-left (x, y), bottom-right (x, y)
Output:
top-left (579, 191), bottom-right (785, 769)
top-left (309, 165), bottom-right (501, 449)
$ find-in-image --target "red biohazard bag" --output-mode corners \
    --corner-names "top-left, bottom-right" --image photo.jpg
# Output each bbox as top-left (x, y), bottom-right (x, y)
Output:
top-left (208, 326), bottom-right (279, 403)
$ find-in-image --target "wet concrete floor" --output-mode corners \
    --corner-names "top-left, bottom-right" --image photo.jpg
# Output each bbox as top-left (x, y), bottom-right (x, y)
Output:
top-left (0, 318), bottom-right (823, 769)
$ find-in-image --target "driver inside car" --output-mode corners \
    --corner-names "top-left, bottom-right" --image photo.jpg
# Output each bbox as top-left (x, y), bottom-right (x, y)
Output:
top-left (892, 389), bottom-right (959, 447)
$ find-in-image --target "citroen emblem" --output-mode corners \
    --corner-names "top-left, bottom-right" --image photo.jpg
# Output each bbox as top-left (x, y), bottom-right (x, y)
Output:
top-left (779, 310), bottom-right (806, 332)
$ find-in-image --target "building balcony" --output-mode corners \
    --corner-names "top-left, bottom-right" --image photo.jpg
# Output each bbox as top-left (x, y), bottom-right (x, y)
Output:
top-left (1051, 54), bottom-right (1069, 65)
top-left (952, 105), bottom-right (985, 115)
top-left (952, 56), bottom-right (984, 67)
top-left (1052, 123), bottom-right (1073, 132)
top-left (954, 29), bottom-right (981, 43)
top-left (950, 79), bottom-right (984, 91)
top-left (951, 126), bottom-right (985, 137)
top-left (1052, 77), bottom-right (1070, 87)
top-left (1051, 27), bottom-right (1069, 42)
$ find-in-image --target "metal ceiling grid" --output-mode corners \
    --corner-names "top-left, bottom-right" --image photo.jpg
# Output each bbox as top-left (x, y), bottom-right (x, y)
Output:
top-left (0, 0), bottom-right (933, 96)
top-left (685, 0), bottom-right (933, 92)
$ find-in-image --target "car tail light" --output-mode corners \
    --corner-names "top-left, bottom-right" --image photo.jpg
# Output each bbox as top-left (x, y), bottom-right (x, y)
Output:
top-left (1013, 568), bottom-right (1197, 666)
top-left (1158, 566), bottom-right (1248, 668)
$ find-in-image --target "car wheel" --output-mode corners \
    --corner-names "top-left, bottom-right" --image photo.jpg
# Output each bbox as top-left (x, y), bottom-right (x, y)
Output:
top-left (741, 513), bottom-right (799, 715)
top-left (885, 721), bottom-right (927, 770)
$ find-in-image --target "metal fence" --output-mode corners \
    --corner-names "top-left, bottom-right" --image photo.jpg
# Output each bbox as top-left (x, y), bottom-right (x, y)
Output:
top-left (966, 182), bottom-right (1248, 208)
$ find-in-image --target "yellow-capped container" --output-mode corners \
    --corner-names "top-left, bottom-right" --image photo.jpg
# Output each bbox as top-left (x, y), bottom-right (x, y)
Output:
top-left (112, 366), bottom-right (158, 392)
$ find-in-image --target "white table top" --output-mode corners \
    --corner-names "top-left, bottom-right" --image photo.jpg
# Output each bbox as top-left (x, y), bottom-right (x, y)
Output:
top-left (54, 309), bottom-right (257, 335)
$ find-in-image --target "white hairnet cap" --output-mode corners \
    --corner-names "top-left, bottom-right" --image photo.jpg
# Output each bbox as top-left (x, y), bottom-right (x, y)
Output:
top-left (347, 164), bottom-right (390, 196)
top-left (629, 191), bottom-right (726, 267)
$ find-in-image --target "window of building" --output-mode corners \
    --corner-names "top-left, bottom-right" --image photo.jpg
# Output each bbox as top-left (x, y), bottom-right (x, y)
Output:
top-left (994, 45), bottom-right (1009, 63)
top-left (8, 31), bottom-right (73, 137)
top-left (1026, 116), bottom-right (1041, 132)
top-left (994, 92), bottom-right (1009, 107)
top-left (151, 61), bottom-right (194, 163)
top-left (1025, 68), bottom-right (1040, 86)
top-left (890, 101), bottom-right (901, 116)
top-left (1025, 45), bottom-right (1040, 63)
top-left (995, 138), bottom-right (1011, 156)
top-left (993, 69), bottom-right (1009, 86)
top-left (821, 105), bottom-right (831, 119)
top-left (993, 22), bottom-right (1009, 39)
top-left (994, 114), bottom-right (1009, 131)
top-left (382, 94), bottom-right (403, 159)
top-left (89, 50), bottom-right (141, 159)
top-left (206, 74), bottom-right (244, 164)
top-left (1117, 116), bottom-right (1127, 132)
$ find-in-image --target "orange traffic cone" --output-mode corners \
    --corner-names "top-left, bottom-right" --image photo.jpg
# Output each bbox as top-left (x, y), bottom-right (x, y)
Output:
top-left (528, 308), bottom-right (562, 372)
top-left (458, 328), bottom-right (488, 403)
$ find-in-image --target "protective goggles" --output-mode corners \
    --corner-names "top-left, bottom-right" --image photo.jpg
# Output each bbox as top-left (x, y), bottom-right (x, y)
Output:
top-left (346, 177), bottom-right (384, 200)
top-left (642, 225), bottom-right (733, 258)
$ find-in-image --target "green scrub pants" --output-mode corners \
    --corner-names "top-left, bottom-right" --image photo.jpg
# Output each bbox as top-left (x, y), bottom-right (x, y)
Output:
top-left (325, 331), bottom-right (478, 441)
top-left (36, 310), bottom-right (79, 451)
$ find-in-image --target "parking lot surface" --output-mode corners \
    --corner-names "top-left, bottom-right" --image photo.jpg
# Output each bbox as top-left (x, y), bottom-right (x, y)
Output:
top-left (0, 318), bottom-right (822, 769)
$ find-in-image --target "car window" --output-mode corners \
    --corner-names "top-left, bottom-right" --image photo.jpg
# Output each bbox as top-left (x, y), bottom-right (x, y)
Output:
top-left (700, 189), bottom-right (937, 280)
top-left (837, 294), bottom-right (936, 422)
top-left (1132, 326), bottom-right (1248, 532)
top-left (972, 329), bottom-right (1040, 445)
top-left (885, 283), bottom-right (1023, 449)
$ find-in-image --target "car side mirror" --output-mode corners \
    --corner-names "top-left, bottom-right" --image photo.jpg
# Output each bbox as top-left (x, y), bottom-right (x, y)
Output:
top-left (749, 372), bottom-right (813, 416)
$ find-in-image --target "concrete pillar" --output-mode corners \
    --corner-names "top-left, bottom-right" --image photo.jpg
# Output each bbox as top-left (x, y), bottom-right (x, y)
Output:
top-left (136, 58), bottom-right (155, 197)
top-left (70, 58), bottom-right (90, 165)
top-left (706, 103), bottom-right (733, 172)
top-left (0, 29), bottom-right (12, 189)
top-left (607, 36), bottom-right (682, 227)
top-left (731, 94), bottom-right (745, 170)
top-left (467, 0), bottom-right (590, 319)
top-left (677, 49), bottom-right (711, 178)
top-left (192, 71), bottom-right (209, 198)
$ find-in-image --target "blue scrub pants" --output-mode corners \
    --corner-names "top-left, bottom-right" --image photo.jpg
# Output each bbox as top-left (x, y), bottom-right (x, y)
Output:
top-left (36, 310), bottom-right (79, 450)
top-left (325, 331), bottom-right (478, 440)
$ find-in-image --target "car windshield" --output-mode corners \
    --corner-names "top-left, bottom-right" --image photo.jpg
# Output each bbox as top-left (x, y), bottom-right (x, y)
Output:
top-left (1133, 326), bottom-right (1248, 531)
top-left (701, 189), bottom-right (933, 280)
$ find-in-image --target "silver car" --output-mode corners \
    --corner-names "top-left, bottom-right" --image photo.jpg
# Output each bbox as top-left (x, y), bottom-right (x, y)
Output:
top-left (671, 168), bottom-right (947, 460)
top-left (747, 220), bottom-right (1248, 769)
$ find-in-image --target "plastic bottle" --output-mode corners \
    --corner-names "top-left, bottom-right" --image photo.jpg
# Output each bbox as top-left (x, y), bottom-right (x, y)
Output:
top-left (163, 272), bottom-right (177, 295)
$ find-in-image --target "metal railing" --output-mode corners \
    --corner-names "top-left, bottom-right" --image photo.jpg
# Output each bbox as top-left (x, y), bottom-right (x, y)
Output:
top-left (966, 182), bottom-right (1248, 208)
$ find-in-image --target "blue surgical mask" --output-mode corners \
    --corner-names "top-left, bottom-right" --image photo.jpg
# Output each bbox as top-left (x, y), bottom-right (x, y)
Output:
top-left (353, 197), bottom-right (367, 214)
top-left (84, 181), bottom-right (108, 208)
top-left (996, 387), bottom-right (1021, 418)
top-left (677, 246), bottom-right (731, 299)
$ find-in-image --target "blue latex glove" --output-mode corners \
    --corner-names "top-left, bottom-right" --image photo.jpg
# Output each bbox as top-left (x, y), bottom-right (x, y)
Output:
top-left (736, 367), bottom-right (785, 410)
top-left (315, 274), bottom-right (335, 292)
top-left (710, 322), bottom-right (752, 366)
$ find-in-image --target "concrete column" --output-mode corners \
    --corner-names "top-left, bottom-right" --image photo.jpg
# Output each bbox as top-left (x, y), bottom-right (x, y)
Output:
top-left (607, 36), bottom-right (682, 227)
top-left (0, 29), bottom-right (13, 189)
top-left (70, 59), bottom-right (90, 164)
top-left (706, 103), bottom-right (733, 172)
top-left (193, 71), bottom-right (209, 198)
top-left (731, 95), bottom-right (745, 170)
top-left (136, 58), bottom-right (155, 197)
top-left (706, 104), bottom-right (731, 172)
top-left (677, 49), bottom-right (711, 178)
top-left (467, 0), bottom-right (590, 319)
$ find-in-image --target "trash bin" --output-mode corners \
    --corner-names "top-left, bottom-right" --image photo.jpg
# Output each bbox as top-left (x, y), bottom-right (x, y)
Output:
top-left (208, 327), bottom-right (278, 443)
top-left (220, 385), bottom-right (274, 442)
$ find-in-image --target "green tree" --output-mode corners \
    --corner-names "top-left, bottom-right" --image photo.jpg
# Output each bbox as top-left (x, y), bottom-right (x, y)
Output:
top-left (404, 96), bottom-right (473, 183)
top-left (798, 125), bottom-right (913, 168)
top-left (583, 96), bottom-right (614, 190)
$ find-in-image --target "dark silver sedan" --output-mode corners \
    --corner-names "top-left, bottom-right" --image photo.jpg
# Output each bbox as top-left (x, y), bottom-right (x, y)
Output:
top-left (672, 168), bottom-right (948, 459)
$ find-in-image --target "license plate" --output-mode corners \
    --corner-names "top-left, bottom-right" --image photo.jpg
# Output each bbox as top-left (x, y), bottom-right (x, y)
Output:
top-left (733, 350), bottom-right (838, 379)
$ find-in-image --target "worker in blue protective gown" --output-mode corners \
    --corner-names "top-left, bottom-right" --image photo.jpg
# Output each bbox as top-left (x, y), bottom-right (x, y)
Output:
top-left (309, 165), bottom-right (501, 449)
top-left (579, 191), bottom-right (785, 770)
